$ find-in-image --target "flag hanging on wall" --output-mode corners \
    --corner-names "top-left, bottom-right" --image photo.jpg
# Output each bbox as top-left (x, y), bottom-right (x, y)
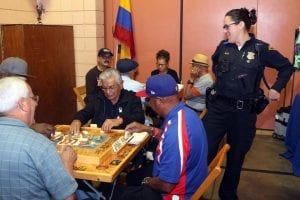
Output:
top-left (113, 0), bottom-right (135, 59)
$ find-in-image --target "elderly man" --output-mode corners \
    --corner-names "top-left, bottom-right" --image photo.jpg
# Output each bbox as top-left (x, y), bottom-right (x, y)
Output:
top-left (85, 48), bottom-right (113, 104)
top-left (0, 57), bottom-right (55, 137)
top-left (111, 74), bottom-right (208, 200)
top-left (70, 68), bottom-right (145, 133)
top-left (116, 58), bottom-right (144, 93)
top-left (0, 77), bottom-right (77, 200)
top-left (184, 53), bottom-right (214, 113)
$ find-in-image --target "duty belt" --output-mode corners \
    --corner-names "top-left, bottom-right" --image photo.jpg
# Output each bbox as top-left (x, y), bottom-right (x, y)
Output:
top-left (217, 95), bottom-right (254, 110)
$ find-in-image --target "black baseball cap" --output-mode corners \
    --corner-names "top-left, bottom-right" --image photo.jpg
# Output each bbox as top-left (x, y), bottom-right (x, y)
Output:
top-left (98, 48), bottom-right (113, 57)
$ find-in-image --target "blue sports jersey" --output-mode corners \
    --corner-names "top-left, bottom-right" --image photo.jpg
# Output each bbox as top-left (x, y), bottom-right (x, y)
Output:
top-left (153, 102), bottom-right (208, 200)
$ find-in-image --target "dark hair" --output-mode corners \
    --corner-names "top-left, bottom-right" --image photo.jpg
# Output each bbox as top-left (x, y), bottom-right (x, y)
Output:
top-left (156, 49), bottom-right (170, 63)
top-left (225, 8), bottom-right (257, 31)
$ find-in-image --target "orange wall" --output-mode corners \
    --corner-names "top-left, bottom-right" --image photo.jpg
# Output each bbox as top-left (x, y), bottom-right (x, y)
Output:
top-left (105, 0), bottom-right (181, 80)
top-left (105, 0), bottom-right (300, 130)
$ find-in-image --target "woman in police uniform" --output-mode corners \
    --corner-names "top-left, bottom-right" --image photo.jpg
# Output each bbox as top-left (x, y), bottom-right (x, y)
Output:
top-left (203, 8), bottom-right (294, 200)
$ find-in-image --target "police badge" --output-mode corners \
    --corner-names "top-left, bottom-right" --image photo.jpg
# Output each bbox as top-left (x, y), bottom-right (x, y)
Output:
top-left (247, 52), bottom-right (255, 60)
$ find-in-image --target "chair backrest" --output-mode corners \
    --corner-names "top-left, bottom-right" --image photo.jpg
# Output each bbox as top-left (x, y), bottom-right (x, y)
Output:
top-left (191, 144), bottom-right (230, 200)
top-left (73, 85), bottom-right (86, 108)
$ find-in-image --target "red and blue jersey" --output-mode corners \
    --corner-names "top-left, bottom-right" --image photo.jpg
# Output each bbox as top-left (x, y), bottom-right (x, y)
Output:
top-left (153, 102), bottom-right (208, 200)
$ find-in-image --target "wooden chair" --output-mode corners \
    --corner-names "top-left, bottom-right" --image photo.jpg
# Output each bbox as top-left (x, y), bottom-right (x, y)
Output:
top-left (73, 85), bottom-right (86, 108)
top-left (199, 108), bottom-right (208, 119)
top-left (191, 144), bottom-right (230, 200)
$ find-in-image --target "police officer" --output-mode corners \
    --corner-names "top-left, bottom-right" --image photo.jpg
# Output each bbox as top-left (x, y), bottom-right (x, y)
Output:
top-left (203, 8), bottom-right (294, 200)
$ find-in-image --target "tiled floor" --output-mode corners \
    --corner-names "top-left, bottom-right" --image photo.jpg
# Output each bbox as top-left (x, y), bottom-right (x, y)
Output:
top-left (205, 133), bottom-right (300, 200)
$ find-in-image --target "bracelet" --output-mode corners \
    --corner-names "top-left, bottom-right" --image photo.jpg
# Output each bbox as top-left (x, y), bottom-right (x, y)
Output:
top-left (187, 80), bottom-right (194, 85)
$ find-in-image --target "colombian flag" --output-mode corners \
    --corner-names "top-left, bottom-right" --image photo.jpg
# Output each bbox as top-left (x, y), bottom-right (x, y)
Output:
top-left (113, 0), bottom-right (135, 59)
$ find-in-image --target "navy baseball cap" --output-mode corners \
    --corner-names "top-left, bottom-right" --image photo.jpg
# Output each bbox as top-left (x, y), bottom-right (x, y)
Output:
top-left (98, 48), bottom-right (113, 57)
top-left (0, 57), bottom-right (34, 78)
top-left (136, 74), bottom-right (178, 97)
top-left (116, 59), bottom-right (138, 73)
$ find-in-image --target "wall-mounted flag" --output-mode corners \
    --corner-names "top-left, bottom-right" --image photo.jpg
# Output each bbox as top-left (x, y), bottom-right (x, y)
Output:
top-left (113, 0), bottom-right (135, 59)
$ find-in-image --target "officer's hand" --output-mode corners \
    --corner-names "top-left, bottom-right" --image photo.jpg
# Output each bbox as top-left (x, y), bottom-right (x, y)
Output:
top-left (268, 89), bottom-right (280, 101)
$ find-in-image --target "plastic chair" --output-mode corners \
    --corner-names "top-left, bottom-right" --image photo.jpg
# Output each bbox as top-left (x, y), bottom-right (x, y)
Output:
top-left (73, 85), bottom-right (86, 107)
top-left (191, 144), bottom-right (230, 200)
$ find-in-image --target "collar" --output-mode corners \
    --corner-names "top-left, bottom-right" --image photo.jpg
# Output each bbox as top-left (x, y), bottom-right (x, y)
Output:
top-left (0, 117), bottom-right (28, 128)
top-left (161, 102), bottom-right (185, 129)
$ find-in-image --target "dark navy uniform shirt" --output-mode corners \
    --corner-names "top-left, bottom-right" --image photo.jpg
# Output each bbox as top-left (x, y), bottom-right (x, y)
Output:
top-left (212, 37), bottom-right (294, 99)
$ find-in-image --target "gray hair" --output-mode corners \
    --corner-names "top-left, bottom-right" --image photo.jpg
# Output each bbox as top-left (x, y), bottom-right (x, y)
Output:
top-left (99, 68), bottom-right (122, 83)
top-left (0, 77), bottom-right (29, 113)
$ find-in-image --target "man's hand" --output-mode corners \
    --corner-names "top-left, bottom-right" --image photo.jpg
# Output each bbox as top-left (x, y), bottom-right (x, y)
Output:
top-left (70, 120), bottom-right (81, 134)
top-left (125, 121), bottom-right (152, 134)
top-left (59, 146), bottom-right (77, 176)
top-left (268, 89), bottom-right (280, 101)
top-left (190, 66), bottom-right (200, 80)
top-left (101, 118), bottom-right (123, 132)
top-left (30, 123), bottom-right (55, 138)
top-left (141, 176), bottom-right (176, 193)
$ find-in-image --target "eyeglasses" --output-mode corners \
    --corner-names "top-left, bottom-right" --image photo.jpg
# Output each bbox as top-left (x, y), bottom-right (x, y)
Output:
top-left (30, 95), bottom-right (39, 103)
top-left (101, 84), bottom-right (118, 92)
top-left (223, 22), bottom-right (238, 30)
top-left (156, 63), bottom-right (167, 67)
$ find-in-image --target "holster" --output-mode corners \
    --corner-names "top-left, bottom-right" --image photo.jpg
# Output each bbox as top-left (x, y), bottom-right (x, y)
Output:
top-left (253, 88), bottom-right (269, 114)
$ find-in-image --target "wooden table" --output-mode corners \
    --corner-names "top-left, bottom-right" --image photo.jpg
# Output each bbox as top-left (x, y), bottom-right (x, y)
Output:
top-left (54, 125), bottom-right (149, 182)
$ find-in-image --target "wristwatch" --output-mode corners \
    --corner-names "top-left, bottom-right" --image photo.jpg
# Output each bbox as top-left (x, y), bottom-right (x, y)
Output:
top-left (187, 80), bottom-right (194, 85)
top-left (142, 177), bottom-right (151, 185)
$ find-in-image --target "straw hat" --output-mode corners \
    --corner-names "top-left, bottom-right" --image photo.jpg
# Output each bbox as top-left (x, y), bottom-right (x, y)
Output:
top-left (190, 53), bottom-right (209, 67)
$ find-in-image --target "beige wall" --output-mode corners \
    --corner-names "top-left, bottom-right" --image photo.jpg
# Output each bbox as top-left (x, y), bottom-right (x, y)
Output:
top-left (0, 0), bottom-right (105, 88)
top-left (0, 1), bottom-right (35, 23)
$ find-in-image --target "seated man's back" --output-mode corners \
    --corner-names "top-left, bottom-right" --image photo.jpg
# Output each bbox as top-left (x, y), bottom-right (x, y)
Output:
top-left (0, 77), bottom-right (77, 200)
top-left (0, 120), bottom-right (77, 199)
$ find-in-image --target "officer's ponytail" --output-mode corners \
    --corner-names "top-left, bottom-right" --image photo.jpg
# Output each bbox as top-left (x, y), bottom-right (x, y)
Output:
top-left (249, 9), bottom-right (257, 26)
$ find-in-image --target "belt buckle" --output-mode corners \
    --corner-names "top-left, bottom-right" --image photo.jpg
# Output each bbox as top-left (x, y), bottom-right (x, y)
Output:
top-left (236, 100), bottom-right (244, 109)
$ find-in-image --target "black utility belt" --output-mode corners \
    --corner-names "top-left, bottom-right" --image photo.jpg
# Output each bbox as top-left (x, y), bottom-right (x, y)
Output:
top-left (217, 95), bottom-right (255, 110)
